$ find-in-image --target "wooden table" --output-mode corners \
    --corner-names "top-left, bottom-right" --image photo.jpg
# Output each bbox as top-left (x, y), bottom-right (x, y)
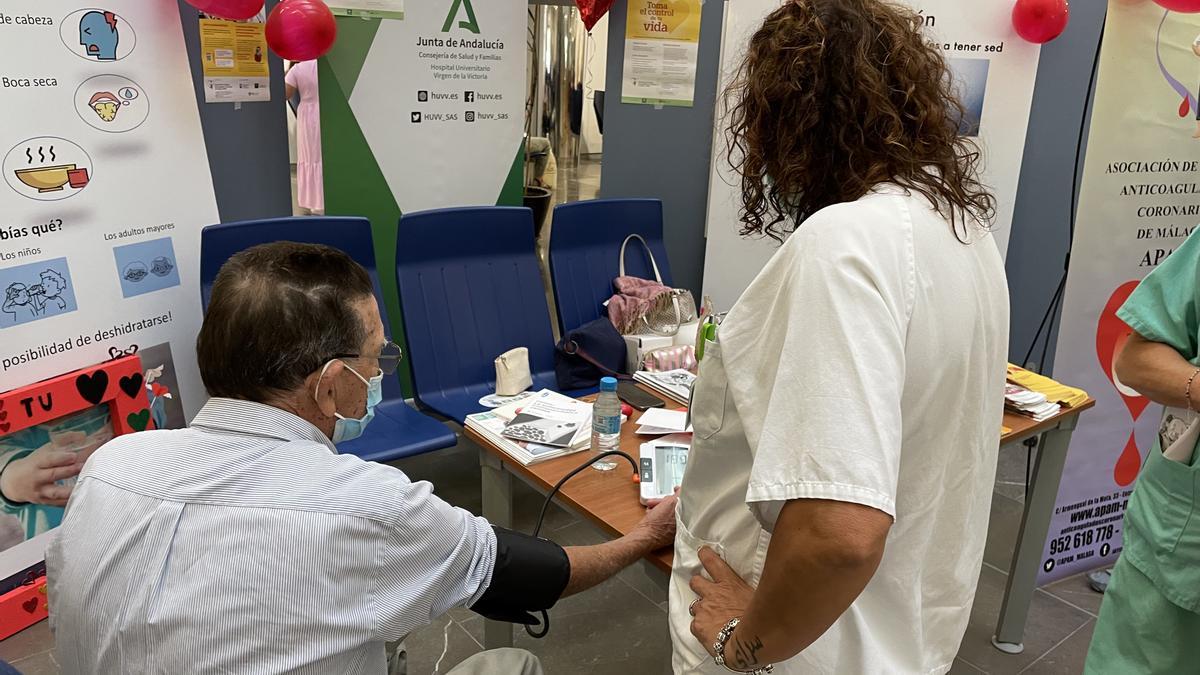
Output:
top-left (992, 399), bottom-right (1095, 655)
top-left (469, 394), bottom-right (1096, 654)
top-left (468, 401), bottom-right (673, 650)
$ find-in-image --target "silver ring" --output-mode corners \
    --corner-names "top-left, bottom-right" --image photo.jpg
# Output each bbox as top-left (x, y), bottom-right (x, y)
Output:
top-left (689, 599), bottom-right (700, 616)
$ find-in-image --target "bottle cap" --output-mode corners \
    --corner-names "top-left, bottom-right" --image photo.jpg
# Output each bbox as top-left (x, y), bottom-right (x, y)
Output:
top-left (600, 377), bottom-right (618, 391)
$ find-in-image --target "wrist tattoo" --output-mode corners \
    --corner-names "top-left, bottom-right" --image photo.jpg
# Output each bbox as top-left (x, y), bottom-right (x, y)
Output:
top-left (732, 633), bottom-right (765, 669)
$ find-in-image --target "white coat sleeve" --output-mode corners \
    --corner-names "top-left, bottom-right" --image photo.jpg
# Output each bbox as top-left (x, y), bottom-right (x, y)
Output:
top-left (724, 205), bottom-right (914, 523)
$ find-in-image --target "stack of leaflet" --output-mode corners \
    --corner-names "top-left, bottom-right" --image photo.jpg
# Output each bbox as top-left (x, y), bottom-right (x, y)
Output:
top-left (633, 369), bottom-right (696, 406)
top-left (1006, 364), bottom-right (1090, 409)
top-left (465, 390), bottom-right (593, 466)
top-left (1005, 383), bottom-right (1061, 423)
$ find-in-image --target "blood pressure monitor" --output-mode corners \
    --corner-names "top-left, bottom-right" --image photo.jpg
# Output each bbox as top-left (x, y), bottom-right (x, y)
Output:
top-left (639, 440), bottom-right (690, 505)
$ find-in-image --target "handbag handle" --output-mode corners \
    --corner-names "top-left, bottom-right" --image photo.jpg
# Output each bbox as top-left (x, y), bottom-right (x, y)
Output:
top-left (619, 234), bottom-right (664, 284)
top-left (619, 234), bottom-right (682, 337)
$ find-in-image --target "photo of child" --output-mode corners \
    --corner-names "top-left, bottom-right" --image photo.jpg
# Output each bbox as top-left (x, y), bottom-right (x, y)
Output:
top-left (0, 406), bottom-right (114, 551)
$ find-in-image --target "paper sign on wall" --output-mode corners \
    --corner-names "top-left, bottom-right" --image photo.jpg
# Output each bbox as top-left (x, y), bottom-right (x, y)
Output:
top-left (199, 11), bottom-right (271, 103)
top-left (622, 0), bottom-right (703, 107)
top-left (328, 1), bottom-right (405, 20)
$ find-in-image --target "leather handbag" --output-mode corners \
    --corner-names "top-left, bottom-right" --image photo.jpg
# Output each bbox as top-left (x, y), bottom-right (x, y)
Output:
top-left (619, 235), bottom-right (698, 337)
top-left (555, 318), bottom-right (629, 390)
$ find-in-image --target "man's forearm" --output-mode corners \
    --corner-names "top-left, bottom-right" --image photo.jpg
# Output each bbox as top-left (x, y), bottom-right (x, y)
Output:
top-left (1117, 334), bottom-right (1198, 408)
top-left (562, 530), bottom-right (656, 597)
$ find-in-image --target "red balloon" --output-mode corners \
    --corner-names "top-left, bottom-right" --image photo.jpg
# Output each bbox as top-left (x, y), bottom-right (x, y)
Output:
top-left (186, 0), bottom-right (265, 21)
top-left (1012, 0), bottom-right (1070, 44)
top-left (266, 0), bottom-right (337, 61)
top-left (1153, 0), bottom-right (1200, 11)
top-left (576, 0), bottom-right (616, 32)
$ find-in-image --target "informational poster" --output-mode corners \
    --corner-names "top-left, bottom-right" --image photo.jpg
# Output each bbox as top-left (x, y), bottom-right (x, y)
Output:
top-left (328, 0), bottom-right (405, 20)
top-left (199, 11), bottom-right (270, 103)
top-left (700, 0), bottom-right (1042, 311)
top-left (320, 0), bottom-right (526, 391)
top-left (1041, 2), bottom-right (1200, 584)
top-left (622, 0), bottom-right (702, 107)
top-left (0, 1), bottom-right (219, 421)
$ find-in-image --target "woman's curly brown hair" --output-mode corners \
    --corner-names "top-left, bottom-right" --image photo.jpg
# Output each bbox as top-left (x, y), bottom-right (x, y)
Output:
top-left (725, 0), bottom-right (996, 242)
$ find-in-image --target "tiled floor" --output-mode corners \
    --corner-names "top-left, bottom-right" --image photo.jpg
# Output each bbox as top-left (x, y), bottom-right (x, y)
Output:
top-left (3, 437), bottom-right (1104, 674)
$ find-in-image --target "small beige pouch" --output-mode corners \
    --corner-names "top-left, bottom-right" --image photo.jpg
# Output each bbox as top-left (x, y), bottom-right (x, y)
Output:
top-left (495, 347), bottom-right (533, 396)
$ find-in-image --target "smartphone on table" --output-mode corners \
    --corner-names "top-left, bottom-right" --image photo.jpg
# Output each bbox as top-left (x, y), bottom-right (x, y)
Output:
top-left (617, 381), bottom-right (666, 411)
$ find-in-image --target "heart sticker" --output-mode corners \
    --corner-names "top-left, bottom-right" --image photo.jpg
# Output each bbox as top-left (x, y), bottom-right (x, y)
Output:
top-left (119, 374), bottom-right (145, 400)
top-left (75, 372), bottom-right (109, 406)
top-left (127, 409), bottom-right (151, 432)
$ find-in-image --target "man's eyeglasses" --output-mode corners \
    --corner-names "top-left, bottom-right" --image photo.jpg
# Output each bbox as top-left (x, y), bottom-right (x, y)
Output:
top-left (327, 340), bottom-right (404, 375)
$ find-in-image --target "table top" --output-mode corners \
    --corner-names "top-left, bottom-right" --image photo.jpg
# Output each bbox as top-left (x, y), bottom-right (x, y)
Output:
top-left (467, 400), bottom-right (677, 574)
top-left (467, 392), bottom-right (1098, 576)
top-left (1001, 398), bottom-right (1095, 446)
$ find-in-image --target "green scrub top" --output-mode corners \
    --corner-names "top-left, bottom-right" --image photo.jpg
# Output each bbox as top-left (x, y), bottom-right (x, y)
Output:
top-left (1086, 230), bottom-right (1200, 673)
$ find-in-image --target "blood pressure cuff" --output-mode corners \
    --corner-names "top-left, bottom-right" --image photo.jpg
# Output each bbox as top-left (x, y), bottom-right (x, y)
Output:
top-left (469, 527), bottom-right (571, 625)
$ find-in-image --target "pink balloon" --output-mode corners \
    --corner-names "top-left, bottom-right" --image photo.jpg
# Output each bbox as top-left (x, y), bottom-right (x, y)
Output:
top-left (1012, 0), bottom-right (1070, 44)
top-left (186, 0), bottom-right (265, 21)
top-left (1153, 0), bottom-right (1200, 11)
top-left (266, 0), bottom-right (338, 62)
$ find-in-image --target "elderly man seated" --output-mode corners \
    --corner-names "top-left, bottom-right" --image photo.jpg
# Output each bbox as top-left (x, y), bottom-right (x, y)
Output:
top-left (47, 242), bottom-right (676, 674)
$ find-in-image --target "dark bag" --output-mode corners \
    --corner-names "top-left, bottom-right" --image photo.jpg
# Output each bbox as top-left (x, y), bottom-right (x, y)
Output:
top-left (555, 318), bottom-right (629, 390)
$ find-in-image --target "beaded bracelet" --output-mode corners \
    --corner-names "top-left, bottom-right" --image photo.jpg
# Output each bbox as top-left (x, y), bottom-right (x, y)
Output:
top-left (1187, 368), bottom-right (1200, 412)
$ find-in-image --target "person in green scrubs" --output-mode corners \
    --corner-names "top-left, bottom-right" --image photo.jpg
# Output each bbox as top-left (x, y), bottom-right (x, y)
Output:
top-left (1085, 229), bottom-right (1200, 673)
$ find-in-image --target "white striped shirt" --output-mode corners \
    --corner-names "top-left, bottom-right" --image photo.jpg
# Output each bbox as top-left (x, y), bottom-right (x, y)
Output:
top-left (46, 398), bottom-right (496, 674)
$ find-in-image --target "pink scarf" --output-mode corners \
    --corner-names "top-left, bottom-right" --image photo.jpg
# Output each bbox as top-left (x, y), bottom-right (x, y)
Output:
top-left (607, 276), bottom-right (672, 334)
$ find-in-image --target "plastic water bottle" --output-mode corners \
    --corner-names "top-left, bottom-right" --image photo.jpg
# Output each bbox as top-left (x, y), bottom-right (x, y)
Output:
top-left (591, 377), bottom-right (621, 471)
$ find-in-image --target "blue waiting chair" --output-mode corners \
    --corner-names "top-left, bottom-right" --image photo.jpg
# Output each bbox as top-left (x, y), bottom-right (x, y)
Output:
top-left (199, 217), bottom-right (457, 461)
top-left (396, 207), bottom-right (588, 422)
top-left (548, 199), bottom-right (674, 334)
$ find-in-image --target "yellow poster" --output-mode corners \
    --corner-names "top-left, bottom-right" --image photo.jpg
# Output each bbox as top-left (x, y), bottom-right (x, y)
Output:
top-left (199, 15), bottom-right (271, 103)
top-left (622, 0), bottom-right (702, 107)
top-left (626, 0), bottom-right (702, 42)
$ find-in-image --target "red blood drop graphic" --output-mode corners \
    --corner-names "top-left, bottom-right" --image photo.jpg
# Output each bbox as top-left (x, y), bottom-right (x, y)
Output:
top-left (1114, 429), bottom-right (1143, 487)
top-left (1180, 96), bottom-right (1191, 118)
top-left (1096, 281), bottom-right (1151, 421)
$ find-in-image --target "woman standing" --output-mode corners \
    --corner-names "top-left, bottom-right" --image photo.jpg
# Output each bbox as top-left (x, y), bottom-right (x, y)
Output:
top-left (672, 1), bottom-right (1009, 673)
top-left (1084, 230), bottom-right (1200, 673)
top-left (285, 60), bottom-right (324, 215)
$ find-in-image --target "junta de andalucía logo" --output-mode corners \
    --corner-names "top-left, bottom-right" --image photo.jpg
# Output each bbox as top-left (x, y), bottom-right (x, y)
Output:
top-left (442, 0), bottom-right (480, 34)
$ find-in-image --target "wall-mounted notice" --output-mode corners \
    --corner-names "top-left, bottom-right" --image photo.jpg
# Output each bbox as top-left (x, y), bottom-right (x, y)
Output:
top-left (701, 0), bottom-right (1043, 311)
top-left (0, 1), bottom-right (219, 420)
top-left (1042, 1), bottom-right (1200, 585)
top-left (199, 11), bottom-right (271, 103)
top-left (328, 0), bottom-right (405, 20)
top-left (622, 0), bottom-right (702, 107)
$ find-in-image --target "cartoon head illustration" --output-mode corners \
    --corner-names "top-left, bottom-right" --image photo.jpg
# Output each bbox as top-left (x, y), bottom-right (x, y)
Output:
top-left (39, 269), bottom-right (66, 299)
top-left (4, 283), bottom-right (30, 307)
top-left (79, 11), bottom-right (119, 61)
top-left (123, 262), bottom-right (148, 282)
top-left (150, 256), bottom-right (174, 277)
top-left (89, 92), bottom-right (121, 122)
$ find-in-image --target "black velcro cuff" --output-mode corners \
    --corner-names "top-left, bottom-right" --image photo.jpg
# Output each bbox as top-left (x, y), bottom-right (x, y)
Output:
top-left (469, 527), bottom-right (571, 625)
